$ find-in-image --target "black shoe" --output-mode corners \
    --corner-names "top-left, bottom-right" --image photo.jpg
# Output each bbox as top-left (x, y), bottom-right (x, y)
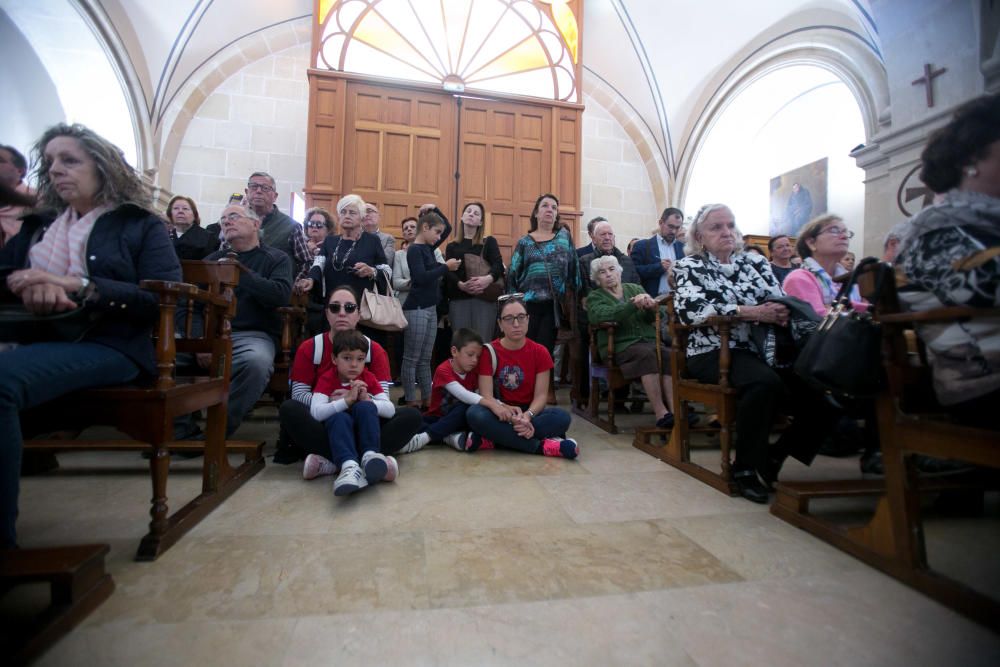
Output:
top-left (914, 455), bottom-right (974, 475)
top-left (655, 413), bottom-right (675, 429)
top-left (859, 451), bottom-right (884, 475)
top-left (733, 470), bottom-right (769, 504)
top-left (758, 454), bottom-right (786, 491)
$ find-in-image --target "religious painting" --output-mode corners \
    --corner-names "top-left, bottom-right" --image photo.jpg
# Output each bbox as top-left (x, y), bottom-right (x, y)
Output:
top-left (769, 158), bottom-right (828, 236)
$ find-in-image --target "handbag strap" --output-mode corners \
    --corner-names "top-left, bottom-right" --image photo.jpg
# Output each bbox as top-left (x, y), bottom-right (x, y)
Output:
top-left (833, 256), bottom-right (880, 307)
top-left (532, 238), bottom-right (559, 299)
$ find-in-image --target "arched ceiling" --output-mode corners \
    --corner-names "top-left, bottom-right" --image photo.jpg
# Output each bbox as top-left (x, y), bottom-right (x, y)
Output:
top-left (4, 0), bottom-right (882, 181)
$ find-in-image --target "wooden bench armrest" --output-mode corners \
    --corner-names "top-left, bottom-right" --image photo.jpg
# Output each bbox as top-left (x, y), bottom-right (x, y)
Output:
top-left (140, 280), bottom-right (230, 309)
top-left (879, 306), bottom-right (1000, 325)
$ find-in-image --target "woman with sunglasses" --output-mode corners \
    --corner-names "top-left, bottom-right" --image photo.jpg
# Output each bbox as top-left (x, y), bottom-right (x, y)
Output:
top-left (296, 206), bottom-right (337, 335)
top-left (276, 285), bottom-right (422, 471)
top-left (463, 295), bottom-right (579, 459)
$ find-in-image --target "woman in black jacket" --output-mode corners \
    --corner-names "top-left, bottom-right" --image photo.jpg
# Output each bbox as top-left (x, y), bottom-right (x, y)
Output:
top-left (0, 123), bottom-right (181, 549)
top-left (167, 194), bottom-right (217, 260)
top-left (444, 201), bottom-right (505, 342)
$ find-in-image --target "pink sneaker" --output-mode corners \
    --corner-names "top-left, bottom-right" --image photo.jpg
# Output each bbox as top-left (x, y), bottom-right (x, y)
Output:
top-left (541, 438), bottom-right (579, 459)
top-left (384, 456), bottom-right (399, 482)
top-left (464, 433), bottom-right (494, 452)
top-left (303, 453), bottom-right (337, 480)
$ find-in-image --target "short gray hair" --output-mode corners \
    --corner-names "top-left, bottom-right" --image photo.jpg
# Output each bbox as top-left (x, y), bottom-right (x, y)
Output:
top-left (337, 193), bottom-right (366, 216)
top-left (248, 171), bottom-right (276, 188)
top-left (225, 202), bottom-right (260, 223)
top-left (685, 204), bottom-right (744, 256)
top-left (590, 254), bottom-right (622, 283)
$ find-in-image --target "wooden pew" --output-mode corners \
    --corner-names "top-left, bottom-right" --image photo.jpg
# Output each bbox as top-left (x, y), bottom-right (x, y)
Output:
top-left (572, 322), bottom-right (633, 434)
top-left (771, 261), bottom-right (1000, 630)
top-left (23, 260), bottom-right (265, 561)
top-left (633, 295), bottom-right (740, 495)
top-left (263, 290), bottom-right (308, 405)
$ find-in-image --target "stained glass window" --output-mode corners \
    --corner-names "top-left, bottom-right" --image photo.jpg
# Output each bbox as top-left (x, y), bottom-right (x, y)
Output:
top-left (316, 0), bottom-right (579, 102)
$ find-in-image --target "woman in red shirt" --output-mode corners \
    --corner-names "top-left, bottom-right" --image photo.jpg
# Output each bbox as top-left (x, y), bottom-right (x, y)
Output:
top-left (464, 295), bottom-right (578, 458)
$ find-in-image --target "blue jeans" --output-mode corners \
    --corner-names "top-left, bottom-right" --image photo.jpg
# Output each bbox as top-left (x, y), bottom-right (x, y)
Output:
top-left (423, 403), bottom-right (470, 441)
top-left (0, 342), bottom-right (140, 548)
top-left (323, 400), bottom-right (382, 466)
top-left (401, 306), bottom-right (436, 402)
top-left (466, 405), bottom-right (571, 454)
top-left (175, 330), bottom-right (274, 438)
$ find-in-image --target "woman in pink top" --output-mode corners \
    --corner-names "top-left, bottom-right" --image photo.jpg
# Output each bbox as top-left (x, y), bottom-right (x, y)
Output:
top-left (782, 214), bottom-right (879, 474)
top-left (781, 214), bottom-right (867, 317)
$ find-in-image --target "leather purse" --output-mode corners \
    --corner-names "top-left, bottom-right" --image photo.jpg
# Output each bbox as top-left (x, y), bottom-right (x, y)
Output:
top-left (463, 242), bottom-right (504, 302)
top-left (0, 300), bottom-right (102, 344)
top-left (793, 257), bottom-right (884, 399)
top-left (359, 269), bottom-right (408, 331)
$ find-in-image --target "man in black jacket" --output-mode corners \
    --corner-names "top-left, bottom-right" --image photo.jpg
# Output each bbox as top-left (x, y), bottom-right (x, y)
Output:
top-left (176, 203), bottom-right (293, 438)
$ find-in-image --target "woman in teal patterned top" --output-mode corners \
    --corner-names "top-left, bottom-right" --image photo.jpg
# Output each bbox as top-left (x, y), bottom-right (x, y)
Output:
top-left (508, 193), bottom-right (580, 360)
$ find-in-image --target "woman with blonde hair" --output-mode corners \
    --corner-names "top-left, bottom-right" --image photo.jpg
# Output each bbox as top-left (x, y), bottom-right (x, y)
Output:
top-left (444, 202), bottom-right (505, 342)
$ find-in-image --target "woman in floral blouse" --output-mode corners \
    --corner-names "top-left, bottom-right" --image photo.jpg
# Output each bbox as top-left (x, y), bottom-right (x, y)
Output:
top-left (672, 204), bottom-right (837, 503)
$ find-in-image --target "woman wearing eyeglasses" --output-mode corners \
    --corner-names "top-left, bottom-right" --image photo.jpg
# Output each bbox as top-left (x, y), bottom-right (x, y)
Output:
top-left (462, 295), bottom-right (579, 458)
top-left (276, 285), bottom-right (422, 471)
top-left (295, 206), bottom-right (337, 335)
top-left (781, 215), bottom-right (866, 317)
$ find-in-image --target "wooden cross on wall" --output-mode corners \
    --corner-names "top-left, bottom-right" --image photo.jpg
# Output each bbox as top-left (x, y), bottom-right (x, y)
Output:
top-left (911, 63), bottom-right (947, 107)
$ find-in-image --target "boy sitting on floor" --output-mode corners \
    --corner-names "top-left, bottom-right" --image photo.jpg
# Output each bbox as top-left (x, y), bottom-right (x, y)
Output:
top-left (400, 328), bottom-right (497, 453)
top-left (310, 330), bottom-right (398, 496)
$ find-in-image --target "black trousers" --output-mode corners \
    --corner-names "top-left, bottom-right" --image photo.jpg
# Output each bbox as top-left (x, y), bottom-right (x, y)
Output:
top-left (278, 400), bottom-right (422, 457)
top-left (686, 349), bottom-right (838, 472)
top-left (526, 300), bottom-right (557, 357)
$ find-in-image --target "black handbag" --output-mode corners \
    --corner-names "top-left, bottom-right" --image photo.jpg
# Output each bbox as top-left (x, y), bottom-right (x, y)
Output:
top-left (0, 300), bottom-right (102, 344)
top-left (793, 257), bottom-right (884, 400)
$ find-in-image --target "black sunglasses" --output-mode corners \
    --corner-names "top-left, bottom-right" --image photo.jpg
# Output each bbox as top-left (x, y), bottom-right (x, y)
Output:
top-left (306, 221), bottom-right (327, 228)
top-left (327, 302), bottom-right (358, 314)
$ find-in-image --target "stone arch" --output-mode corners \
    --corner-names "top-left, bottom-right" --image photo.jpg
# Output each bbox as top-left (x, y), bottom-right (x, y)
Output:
top-left (155, 18), bottom-right (312, 196)
top-left (582, 75), bottom-right (671, 211)
top-left (674, 35), bottom-right (888, 209)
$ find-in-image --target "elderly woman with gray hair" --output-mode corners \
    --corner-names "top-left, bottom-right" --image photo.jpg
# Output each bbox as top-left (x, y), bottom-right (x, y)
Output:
top-left (672, 204), bottom-right (838, 503)
top-left (586, 254), bottom-right (675, 428)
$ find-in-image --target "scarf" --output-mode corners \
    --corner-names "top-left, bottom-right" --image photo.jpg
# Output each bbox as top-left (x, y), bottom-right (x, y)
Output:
top-left (28, 205), bottom-right (111, 277)
top-left (802, 256), bottom-right (860, 305)
top-left (897, 189), bottom-right (1000, 260)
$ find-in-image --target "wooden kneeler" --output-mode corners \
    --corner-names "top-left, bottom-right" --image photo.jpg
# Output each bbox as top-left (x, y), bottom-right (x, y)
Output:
top-left (633, 297), bottom-right (740, 495)
top-left (0, 544), bottom-right (114, 666)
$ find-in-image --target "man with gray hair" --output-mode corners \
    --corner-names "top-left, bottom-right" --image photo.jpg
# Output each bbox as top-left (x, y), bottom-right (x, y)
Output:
top-left (882, 220), bottom-right (911, 263)
top-left (175, 202), bottom-right (293, 439)
top-left (245, 171), bottom-right (311, 276)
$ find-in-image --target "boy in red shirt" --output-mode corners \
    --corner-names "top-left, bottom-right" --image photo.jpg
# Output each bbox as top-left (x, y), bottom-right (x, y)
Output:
top-left (400, 328), bottom-right (493, 452)
top-left (311, 330), bottom-right (398, 495)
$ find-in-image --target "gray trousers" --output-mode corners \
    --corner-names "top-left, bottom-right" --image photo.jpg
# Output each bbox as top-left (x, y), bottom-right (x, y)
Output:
top-left (449, 298), bottom-right (497, 342)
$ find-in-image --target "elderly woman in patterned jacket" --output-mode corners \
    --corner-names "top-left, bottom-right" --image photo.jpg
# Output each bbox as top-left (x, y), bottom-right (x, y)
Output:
top-left (672, 204), bottom-right (837, 503)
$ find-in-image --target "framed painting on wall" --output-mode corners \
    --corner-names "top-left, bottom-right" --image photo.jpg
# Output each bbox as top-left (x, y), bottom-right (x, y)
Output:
top-left (769, 158), bottom-right (828, 236)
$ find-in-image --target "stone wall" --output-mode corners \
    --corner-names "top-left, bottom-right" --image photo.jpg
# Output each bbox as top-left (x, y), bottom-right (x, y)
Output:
top-left (170, 43), bottom-right (310, 224)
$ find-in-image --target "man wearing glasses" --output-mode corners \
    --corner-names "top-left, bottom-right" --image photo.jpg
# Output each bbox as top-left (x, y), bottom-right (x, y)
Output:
top-left (362, 202), bottom-right (396, 271)
top-left (245, 171), bottom-right (311, 276)
top-left (175, 203), bottom-right (293, 439)
top-left (630, 207), bottom-right (686, 297)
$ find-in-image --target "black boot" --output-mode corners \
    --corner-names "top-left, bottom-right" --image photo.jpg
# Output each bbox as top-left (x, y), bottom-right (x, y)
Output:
top-left (733, 469), bottom-right (769, 504)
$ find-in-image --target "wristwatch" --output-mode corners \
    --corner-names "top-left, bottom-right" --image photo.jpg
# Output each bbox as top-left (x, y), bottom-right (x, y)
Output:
top-left (77, 276), bottom-right (91, 294)
top-left (525, 409), bottom-right (535, 418)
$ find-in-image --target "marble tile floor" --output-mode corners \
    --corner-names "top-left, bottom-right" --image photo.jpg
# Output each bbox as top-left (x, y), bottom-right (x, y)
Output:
top-left (10, 393), bottom-right (1000, 666)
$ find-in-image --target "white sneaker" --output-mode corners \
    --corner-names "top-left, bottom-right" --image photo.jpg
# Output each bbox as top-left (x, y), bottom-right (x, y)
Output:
top-left (399, 432), bottom-right (430, 454)
top-left (361, 451), bottom-right (389, 484)
top-left (303, 454), bottom-right (337, 480)
top-left (333, 461), bottom-right (367, 496)
top-left (443, 432), bottom-right (466, 451)
top-left (384, 456), bottom-right (399, 482)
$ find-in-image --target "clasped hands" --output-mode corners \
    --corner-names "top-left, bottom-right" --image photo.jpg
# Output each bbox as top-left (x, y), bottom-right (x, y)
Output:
top-left (330, 380), bottom-right (372, 406)
top-left (6, 268), bottom-right (83, 314)
top-left (741, 302), bottom-right (789, 326)
top-left (629, 293), bottom-right (658, 310)
top-left (459, 274), bottom-right (492, 294)
top-left (486, 399), bottom-right (534, 438)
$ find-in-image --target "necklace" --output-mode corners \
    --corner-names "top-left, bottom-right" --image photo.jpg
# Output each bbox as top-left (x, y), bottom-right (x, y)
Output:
top-left (330, 236), bottom-right (357, 272)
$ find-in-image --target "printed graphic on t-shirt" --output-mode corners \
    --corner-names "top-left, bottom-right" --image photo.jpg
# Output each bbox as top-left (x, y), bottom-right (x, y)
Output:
top-left (499, 364), bottom-right (525, 392)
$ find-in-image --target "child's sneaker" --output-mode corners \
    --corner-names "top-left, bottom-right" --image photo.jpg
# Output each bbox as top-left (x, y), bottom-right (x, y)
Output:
top-left (443, 432), bottom-right (466, 451)
top-left (361, 451), bottom-right (389, 484)
top-left (333, 461), bottom-right (367, 496)
top-left (384, 455), bottom-right (399, 482)
top-left (464, 432), bottom-right (495, 452)
top-left (302, 453), bottom-right (337, 480)
top-left (399, 432), bottom-right (430, 454)
top-left (541, 437), bottom-right (579, 459)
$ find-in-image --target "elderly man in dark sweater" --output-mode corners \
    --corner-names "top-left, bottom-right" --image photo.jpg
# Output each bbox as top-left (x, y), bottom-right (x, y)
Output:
top-left (176, 203), bottom-right (293, 438)
top-left (246, 171), bottom-right (311, 276)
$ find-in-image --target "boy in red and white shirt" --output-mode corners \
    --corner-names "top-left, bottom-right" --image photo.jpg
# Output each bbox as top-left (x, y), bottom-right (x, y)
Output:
top-left (400, 328), bottom-right (495, 452)
top-left (311, 330), bottom-right (397, 496)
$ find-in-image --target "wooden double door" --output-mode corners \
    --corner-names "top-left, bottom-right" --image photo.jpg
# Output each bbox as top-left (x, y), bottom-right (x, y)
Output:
top-left (305, 73), bottom-right (582, 261)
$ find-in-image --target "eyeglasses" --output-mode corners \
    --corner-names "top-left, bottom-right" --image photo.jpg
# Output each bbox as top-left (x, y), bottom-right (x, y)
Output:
top-left (246, 183), bottom-right (275, 193)
top-left (819, 227), bottom-right (855, 239)
top-left (500, 314), bottom-right (529, 324)
top-left (220, 212), bottom-right (246, 223)
top-left (327, 302), bottom-right (358, 314)
top-left (306, 221), bottom-right (327, 229)
top-left (497, 292), bottom-right (525, 303)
